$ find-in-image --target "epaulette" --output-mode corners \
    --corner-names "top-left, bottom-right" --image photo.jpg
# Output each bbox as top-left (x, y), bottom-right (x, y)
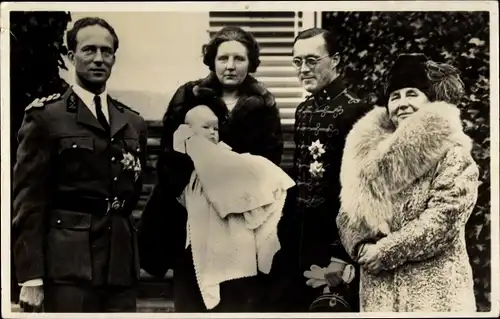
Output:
top-left (110, 97), bottom-right (140, 115)
top-left (25, 93), bottom-right (62, 112)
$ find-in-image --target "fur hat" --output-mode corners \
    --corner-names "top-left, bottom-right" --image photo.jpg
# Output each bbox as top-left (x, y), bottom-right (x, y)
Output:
top-left (381, 53), bottom-right (465, 106)
top-left (383, 53), bottom-right (430, 104)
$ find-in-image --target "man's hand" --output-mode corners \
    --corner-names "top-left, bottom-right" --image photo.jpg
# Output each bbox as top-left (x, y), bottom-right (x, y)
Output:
top-left (358, 243), bottom-right (383, 275)
top-left (19, 285), bottom-right (44, 312)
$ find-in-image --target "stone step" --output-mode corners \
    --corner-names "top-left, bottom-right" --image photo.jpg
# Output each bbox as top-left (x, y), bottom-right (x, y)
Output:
top-left (137, 298), bottom-right (175, 313)
top-left (11, 299), bottom-right (176, 313)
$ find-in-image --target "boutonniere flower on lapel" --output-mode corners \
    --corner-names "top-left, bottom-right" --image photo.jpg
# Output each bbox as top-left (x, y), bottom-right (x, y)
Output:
top-left (308, 139), bottom-right (326, 160)
top-left (121, 151), bottom-right (141, 181)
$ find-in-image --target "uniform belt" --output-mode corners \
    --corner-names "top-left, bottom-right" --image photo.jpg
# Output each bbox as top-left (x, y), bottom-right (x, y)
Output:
top-left (52, 195), bottom-right (130, 216)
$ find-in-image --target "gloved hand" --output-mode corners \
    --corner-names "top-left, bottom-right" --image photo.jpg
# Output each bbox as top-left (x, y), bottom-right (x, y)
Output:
top-left (324, 260), bottom-right (346, 287)
top-left (304, 258), bottom-right (356, 289)
top-left (304, 264), bottom-right (327, 288)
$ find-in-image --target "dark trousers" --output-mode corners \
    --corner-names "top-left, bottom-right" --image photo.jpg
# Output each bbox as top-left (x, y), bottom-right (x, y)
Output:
top-left (44, 282), bottom-right (137, 312)
top-left (174, 246), bottom-right (268, 312)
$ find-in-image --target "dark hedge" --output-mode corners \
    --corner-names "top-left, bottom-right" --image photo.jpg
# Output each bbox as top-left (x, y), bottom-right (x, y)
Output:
top-left (322, 11), bottom-right (491, 311)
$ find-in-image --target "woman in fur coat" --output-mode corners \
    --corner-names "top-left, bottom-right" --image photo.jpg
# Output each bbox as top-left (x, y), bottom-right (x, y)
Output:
top-left (138, 26), bottom-right (283, 312)
top-left (337, 53), bottom-right (479, 312)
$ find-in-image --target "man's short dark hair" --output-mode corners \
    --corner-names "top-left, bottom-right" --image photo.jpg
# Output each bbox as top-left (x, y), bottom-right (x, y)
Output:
top-left (293, 27), bottom-right (339, 56)
top-left (66, 17), bottom-right (119, 52)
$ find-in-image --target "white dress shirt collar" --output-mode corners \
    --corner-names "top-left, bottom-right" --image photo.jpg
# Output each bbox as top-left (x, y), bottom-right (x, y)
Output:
top-left (72, 83), bottom-right (110, 122)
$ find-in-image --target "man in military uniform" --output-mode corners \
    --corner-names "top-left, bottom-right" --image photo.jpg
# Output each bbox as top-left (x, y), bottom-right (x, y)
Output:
top-left (270, 28), bottom-right (373, 312)
top-left (12, 17), bottom-right (147, 312)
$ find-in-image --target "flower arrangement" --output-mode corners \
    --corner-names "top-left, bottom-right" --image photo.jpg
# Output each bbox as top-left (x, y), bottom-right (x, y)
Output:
top-left (308, 139), bottom-right (326, 178)
top-left (121, 151), bottom-right (141, 181)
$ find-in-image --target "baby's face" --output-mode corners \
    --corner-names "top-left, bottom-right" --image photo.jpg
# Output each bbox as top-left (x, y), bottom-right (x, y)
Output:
top-left (186, 105), bottom-right (219, 144)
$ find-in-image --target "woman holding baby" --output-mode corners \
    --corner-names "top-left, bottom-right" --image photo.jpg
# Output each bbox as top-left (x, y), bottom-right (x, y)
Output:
top-left (138, 26), bottom-right (284, 312)
top-left (337, 53), bottom-right (479, 312)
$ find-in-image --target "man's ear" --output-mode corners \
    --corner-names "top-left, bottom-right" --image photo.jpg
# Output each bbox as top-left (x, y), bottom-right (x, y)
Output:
top-left (67, 50), bottom-right (76, 66)
top-left (330, 53), bottom-right (340, 70)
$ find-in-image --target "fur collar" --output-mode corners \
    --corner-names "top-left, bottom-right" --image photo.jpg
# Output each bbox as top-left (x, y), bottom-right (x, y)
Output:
top-left (339, 101), bottom-right (472, 233)
top-left (195, 72), bottom-right (275, 108)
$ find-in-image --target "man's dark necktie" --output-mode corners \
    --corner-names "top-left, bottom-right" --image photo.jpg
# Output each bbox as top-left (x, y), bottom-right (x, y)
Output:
top-left (94, 95), bottom-right (110, 133)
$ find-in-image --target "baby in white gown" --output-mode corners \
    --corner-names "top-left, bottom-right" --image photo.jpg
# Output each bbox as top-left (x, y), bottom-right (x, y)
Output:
top-left (173, 105), bottom-right (295, 310)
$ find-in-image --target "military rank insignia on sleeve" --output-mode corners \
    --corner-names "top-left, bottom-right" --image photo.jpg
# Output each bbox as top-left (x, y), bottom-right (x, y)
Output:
top-left (25, 93), bottom-right (61, 112)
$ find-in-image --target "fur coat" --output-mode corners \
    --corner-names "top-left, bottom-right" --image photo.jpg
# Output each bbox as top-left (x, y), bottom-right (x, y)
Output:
top-left (337, 102), bottom-right (479, 312)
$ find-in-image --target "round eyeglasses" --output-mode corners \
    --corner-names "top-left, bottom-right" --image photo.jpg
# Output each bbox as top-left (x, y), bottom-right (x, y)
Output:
top-left (292, 55), bottom-right (330, 69)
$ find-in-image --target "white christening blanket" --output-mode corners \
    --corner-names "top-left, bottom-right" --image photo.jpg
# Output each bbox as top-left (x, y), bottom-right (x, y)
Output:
top-left (173, 124), bottom-right (295, 309)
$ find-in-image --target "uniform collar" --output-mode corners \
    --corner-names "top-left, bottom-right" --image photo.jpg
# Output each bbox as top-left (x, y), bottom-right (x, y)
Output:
top-left (72, 83), bottom-right (108, 110)
top-left (314, 76), bottom-right (346, 103)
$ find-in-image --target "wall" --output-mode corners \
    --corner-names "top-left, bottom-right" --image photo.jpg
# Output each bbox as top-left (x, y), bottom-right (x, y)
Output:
top-left (59, 11), bottom-right (210, 120)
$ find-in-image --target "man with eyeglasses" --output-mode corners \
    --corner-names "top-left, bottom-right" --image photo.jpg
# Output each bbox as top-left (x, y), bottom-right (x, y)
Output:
top-left (12, 17), bottom-right (147, 312)
top-left (269, 28), bottom-right (372, 312)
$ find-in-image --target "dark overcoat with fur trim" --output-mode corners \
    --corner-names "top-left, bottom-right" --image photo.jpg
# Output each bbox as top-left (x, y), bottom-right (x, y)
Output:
top-left (138, 74), bottom-right (283, 278)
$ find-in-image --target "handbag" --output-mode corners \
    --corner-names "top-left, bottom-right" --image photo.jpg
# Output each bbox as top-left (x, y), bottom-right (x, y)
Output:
top-left (309, 287), bottom-right (352, 312)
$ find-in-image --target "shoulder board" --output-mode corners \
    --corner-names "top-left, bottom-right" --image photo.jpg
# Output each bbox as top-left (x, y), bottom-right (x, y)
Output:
top-left (110, 97), bottom-right (140, 115)
top-left (25, 93), bottom-right (62, 112)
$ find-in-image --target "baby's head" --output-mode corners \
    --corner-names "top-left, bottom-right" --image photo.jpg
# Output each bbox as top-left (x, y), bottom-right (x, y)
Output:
top-left (184, 105), bottom-right (219, 144)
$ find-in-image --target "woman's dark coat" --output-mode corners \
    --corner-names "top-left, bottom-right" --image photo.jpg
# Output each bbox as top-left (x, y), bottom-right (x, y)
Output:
top-left (137, 73), bottom-right (283, 279)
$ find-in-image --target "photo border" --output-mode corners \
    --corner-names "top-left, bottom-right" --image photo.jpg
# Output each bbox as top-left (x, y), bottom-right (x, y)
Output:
top-left (1, 1), bottom-right (498, 318)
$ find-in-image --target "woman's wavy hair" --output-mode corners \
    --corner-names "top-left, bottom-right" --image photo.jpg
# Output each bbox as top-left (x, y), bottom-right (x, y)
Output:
top-left (202, 26), bottom-right (261, 73)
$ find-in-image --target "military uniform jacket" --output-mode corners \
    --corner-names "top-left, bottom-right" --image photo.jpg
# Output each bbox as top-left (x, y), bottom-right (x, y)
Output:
top-left (12, 87), bottom-right (148, 287)
top-left (279, 77), bottom-right (373, 274)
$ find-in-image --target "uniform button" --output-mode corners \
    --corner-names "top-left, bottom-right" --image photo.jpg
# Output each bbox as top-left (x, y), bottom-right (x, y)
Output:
top-left (113, 177), bottom-right (118, 181)
top-left (72, 144), bottom-right (77, 148)
top-left (111, 157), bottom-right (116, 162)
top-left (111, 137), bottom-right (115, 142)
top-left (56, 220), bottom-right (61, 224)
top-left (105, 197), bottom-right (109, 201)
top-left (114, 197), bottom-right (118, 200)
top-left (108, 226), bottom-right (111, 230)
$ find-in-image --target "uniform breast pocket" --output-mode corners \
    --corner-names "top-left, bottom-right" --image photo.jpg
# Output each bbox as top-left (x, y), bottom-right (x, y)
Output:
top-left (57, 136), bottom-right (95, 180)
